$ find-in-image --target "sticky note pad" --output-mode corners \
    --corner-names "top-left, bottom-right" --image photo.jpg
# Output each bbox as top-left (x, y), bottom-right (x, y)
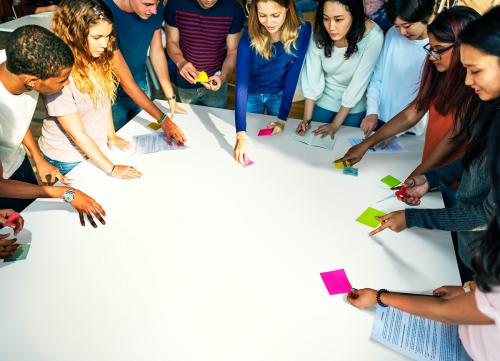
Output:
top-left (258, 128), bottom-right (273, 136)
top-left (343, 167), bottom-right (358, 176)
top-left (147, 122), bottom-right (161, 130)
top-left (356, 207), bottom-right (386, 228)
top-left (194, 71), bottom-right (209, 83)
top-left (243, 159), bottom-right (254, 167)
top-left (320, 269), bottom-right (353, 295)
top-left (381, 175), bottom-right (401, 188)
top-left (334, 162), bottom-right (344, 170)
top-left (4, 244), bottom-right (30, 262)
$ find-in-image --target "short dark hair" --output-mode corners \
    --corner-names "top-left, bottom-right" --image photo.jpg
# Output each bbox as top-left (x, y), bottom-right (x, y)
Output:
top-left (314, 0), bottom-right (366, 59)
top-left (386, 0), bottom-right (435, 24)
top-left (6, 25), bottom-right (74, 79)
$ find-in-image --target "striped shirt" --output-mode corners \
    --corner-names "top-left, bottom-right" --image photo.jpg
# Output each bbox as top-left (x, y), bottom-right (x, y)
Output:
top-left (164, 0), bottom-right (244, 89)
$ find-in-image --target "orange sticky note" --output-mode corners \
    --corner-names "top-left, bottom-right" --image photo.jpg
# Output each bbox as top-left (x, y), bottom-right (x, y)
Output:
top-left (147, 122), bottom-right (161, 130)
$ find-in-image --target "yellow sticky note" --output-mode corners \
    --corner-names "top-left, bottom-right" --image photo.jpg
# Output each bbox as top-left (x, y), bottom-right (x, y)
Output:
top-left (334, 162), bottom-right (344, 169)
top-left (147, 122), bottom-right (161, 130)
top-left (194, 71), bottom-right (209, 83)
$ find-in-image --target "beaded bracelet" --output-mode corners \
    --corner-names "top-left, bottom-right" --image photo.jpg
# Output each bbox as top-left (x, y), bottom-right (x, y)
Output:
top-left (377, 289), bottom-right (389, 307)
top-left (156, 113), bottom-right (167, 125)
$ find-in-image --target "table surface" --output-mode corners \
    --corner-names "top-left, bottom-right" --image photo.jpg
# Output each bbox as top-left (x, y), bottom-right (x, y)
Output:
top-left (0, 103), bottom-right (460, 361)
top-left (0, 12), bottom-right (52, 33)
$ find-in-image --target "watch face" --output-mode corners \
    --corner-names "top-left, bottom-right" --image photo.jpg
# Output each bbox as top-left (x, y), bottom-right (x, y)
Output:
top-left (63, 190), bottom-right (75, 203)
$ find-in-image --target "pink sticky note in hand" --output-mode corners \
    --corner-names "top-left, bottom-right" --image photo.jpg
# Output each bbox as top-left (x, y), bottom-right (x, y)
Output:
top-left (242, 159), bottom-right (254, 167)
top-left (320, 269), bottom-right (353, 295)
top-left (258, 128), bottom-right (273, 137)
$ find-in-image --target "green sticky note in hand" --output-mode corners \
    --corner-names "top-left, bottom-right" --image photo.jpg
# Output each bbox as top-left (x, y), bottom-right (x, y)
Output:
top-left (356, 207), bottom-right (386, 228)
top-left (4, 244), bottom-right (30, 262)
top-left (381, 175), bottom-right (401, 188)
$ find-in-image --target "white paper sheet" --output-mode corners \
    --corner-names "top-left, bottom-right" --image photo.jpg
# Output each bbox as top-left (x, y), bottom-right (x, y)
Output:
top-left (133, 132), bottom-right (187, 154)
top-left (348, 137), bottom-right (407, 153)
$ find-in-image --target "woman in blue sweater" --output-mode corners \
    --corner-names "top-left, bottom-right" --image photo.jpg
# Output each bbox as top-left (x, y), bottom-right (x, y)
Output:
top-left (233, 0), bottom-right (311, 165)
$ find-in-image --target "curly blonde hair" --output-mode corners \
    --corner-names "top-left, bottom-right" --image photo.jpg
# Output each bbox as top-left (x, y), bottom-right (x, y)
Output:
top-left (248, 0), bottom-right (302, 59)
top-left (52, 0), bottom-right (117, 103)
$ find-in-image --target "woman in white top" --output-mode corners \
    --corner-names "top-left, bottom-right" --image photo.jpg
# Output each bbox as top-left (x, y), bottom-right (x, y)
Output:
top-left (361, 0), bottom-right (435, 138)
top-left (39, 0), bottom-right (142, 179)
top-left (297, 0), bottom-right (383, 139)
top-left (348, 8), bottom-right (500, 360)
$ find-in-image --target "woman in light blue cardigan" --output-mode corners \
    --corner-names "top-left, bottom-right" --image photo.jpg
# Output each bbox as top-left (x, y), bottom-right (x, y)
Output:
top-left (297, 0), bottom-right (383, 139)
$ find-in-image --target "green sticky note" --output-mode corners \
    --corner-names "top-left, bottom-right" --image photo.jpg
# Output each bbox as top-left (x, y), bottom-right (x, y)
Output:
top-left (4, 244), bottom-right (30, 262)
top-left (381, 175), bottom-right (401, 188)
top-left (356, 207), bottom-right (386, 228)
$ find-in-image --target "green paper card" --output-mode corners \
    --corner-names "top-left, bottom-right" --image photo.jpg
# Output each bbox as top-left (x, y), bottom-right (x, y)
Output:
top-left (356, 207), bottom-right (386, 228)
top-left (381, 175), bottom-right (401, 188)
top-left (4, 244), bottom-right (30, 262)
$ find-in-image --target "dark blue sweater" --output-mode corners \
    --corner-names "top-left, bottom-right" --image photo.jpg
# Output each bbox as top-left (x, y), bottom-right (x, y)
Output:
top-left (234, 22), bottom-right (311, 132)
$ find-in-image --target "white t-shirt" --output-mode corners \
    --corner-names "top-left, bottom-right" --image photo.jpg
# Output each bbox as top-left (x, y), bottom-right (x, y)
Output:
top-left (366, 26), bottom-right (428, 136)
top-left (0, 50), bottom-right (39, 178)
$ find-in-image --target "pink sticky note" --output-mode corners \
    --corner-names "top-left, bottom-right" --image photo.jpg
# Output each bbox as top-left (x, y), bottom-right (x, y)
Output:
top-left (258, 128), bottom-right (273, 136)
top-left (243, 159), bottom-right (255, 167)
top-left (320, 269), bottom-right (353, 295)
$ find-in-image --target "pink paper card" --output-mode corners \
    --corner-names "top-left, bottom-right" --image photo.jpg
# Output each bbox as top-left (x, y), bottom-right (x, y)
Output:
top-left (320, 269), bottom-right (352, 295)
top-left (258, 128), bottom-right (273, 136)
top-left (243, 159), bottom-right (255, 167)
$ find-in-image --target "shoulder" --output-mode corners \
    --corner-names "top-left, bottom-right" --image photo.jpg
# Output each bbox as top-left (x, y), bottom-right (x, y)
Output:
top-left (362, 20), bottom-right (384, 44)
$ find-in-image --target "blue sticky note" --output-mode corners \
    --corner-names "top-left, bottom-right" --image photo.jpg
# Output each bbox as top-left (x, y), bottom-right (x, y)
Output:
top-left (343, 167), bottom-right (358, 176)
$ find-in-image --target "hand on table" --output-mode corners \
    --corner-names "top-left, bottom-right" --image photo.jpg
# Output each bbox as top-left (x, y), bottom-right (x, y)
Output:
top-left (161, 116), bottom-right (187, 146)
top-left (268, 119), bottom-right (286, 135)
top-left (107, 134), bottom-right (131, 151)
top-left (0, 209), bottom-right (24, 236)
top-left (234, 132), bottom-right (248, 165)
top-left (360, 114), bottom-right (378, 138)
top-left (347, 288), bottom-right (377, 309)
top-left (296, 119), bottom-right (311, 136)
top-left (369, 210), bottom-right (407, 236)
top-left (167, 98), bottom-right (186, 119)
top-left (109, 165), bottom-right (142, 179)
top-left (0, 235), bottom-right (19, 260)
top-left (313, 123), bottom-right (338, 139)
top-left (70, 189), bottom-right (107, 228)
top-left (334, 142), bottom-right (370, 167)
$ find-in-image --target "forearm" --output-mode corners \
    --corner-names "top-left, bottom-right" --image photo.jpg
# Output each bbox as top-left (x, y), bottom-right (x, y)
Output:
top-left (364, 105), bottom-right (424, 147)
top-left (331, 106), bottom-right (351, 128)
top-left (34, 5), bottom-right (55, 13)
top-left (167, 41), bottom-right (188, 70)
top-left (70, 133), bottom-right (113, 173)
top-left (303, 98), bottom-right (315, 121)
top-left (411, 131), bottom-right (466, 176)
top-left (380, 291), bottom-right (491, 324)
top-left (22, 130), bottom-right (45, 164)
top-left (0, 179), bottom-right (67, 199)
top-left (220, 52), bottom-right (237, 83)
top-left (149, 37), bottom-right (175, 98)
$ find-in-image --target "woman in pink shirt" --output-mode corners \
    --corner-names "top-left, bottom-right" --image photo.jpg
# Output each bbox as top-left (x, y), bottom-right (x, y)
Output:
top-left (347, 7), bottom-right (500, 360)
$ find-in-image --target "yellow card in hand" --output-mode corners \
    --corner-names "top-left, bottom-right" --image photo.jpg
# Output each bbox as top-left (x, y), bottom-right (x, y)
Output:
top-left (194, 71), bottom-right (209, 83)
top-left (334, 162), bottom-right (344, 169)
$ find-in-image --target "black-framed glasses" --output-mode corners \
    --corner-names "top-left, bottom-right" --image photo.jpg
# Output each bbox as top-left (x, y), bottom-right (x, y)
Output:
top-left (423, 43), bottom-right (455, 59)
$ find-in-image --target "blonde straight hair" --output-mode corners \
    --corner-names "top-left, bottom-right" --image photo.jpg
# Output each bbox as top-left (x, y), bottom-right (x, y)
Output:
top-left (52, 0), bottom-right (117, 104)
top-left (248, 0), bottom-right (302, 60)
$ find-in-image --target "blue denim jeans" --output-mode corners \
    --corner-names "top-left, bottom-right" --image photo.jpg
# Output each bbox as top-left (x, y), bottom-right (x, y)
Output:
top-left (177, 82), bottom-right (228, 109)
top-left (112, 76), bottom-right (151, 131)
top-left (246, 91), bottom-right (283, 116)
top-left (312, 104), bottom-right (366, 127)
top-left (43, 155), bottom-right (80, 175)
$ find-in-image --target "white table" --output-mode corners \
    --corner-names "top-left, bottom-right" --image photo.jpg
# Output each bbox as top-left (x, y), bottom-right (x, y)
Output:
top-left (0, 12), bottom-right (52, 32)
top-left (0, 103), bottom-right (461, 361)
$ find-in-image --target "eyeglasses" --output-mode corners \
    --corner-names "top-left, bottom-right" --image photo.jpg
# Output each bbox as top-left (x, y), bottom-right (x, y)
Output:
top-left (423, 43), bottom-right (455, 59)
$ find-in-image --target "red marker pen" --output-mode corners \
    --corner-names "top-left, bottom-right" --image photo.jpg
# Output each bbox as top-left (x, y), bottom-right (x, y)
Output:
top-left (7, 212), bottom-right (20, 223)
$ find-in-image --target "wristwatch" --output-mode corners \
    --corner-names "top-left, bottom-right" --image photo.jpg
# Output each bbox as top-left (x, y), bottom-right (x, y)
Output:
top-left (463, 281), bottom-right (472, 293)
top-left (165, 95), bottom-right (176, 101)
top-left (62, 188), bottom-right (75, 203)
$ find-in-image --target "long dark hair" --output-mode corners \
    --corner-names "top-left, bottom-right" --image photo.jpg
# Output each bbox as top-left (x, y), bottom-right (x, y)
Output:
top-left (459, 6), bottom-right (500, 169)
top-left (313, 0), bottom-right (366, 59)
top-left (470, 110), bottom-right (500, 292)
top-left (413, 7), bottom-right (480, 131)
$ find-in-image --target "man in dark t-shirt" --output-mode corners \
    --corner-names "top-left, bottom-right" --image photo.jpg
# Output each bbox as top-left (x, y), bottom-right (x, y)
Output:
top-left (165, 0), bottom-right (245, 108)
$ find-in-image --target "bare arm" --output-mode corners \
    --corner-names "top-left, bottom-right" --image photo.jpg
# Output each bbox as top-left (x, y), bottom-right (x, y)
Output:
top-left (149, 29), bottom-right (176, 99)
top-left (410, 127), bottom-right (466, 176)
top-left (165, 24), bottom-right (197, 84)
